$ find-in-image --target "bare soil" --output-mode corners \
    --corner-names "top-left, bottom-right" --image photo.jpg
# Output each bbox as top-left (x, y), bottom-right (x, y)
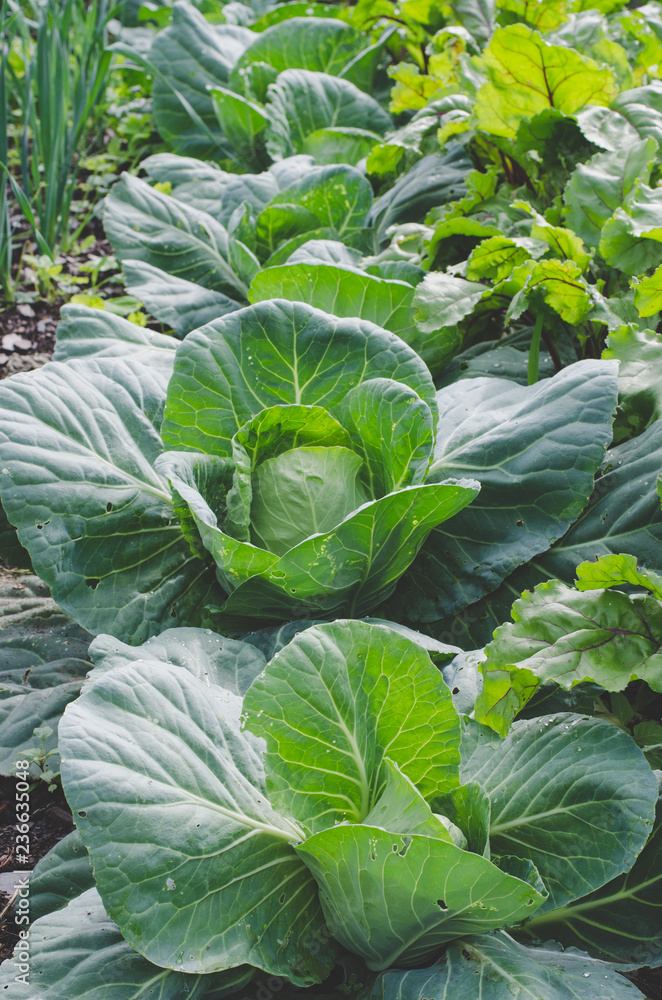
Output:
top-left (0, 299), bottom-right (58, 377)
top-left (0, 217), bottom-right (116, 379)
top-left (625, 967), bottom-right (662, 1000)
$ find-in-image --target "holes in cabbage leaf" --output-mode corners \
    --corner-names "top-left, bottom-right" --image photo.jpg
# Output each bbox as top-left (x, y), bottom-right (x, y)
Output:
top-left (279, 893), bottom-right (286, 904)
top-left (436, 899), bottom-right (448, 911)
top-left (77, 810), bottom-right (87, 818)
top-left (86, 578), bottom-right (100, 590)
top-left (397, 836), bottom-right (412, 857)
top-left (106, 502), bottom-right (113, 512)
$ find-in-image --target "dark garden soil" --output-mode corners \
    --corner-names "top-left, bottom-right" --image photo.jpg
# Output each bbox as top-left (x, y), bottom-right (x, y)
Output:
top-left (625, 966), bottom-right (662, 1000)
top-left (0, 299), bottom-right (59, 378)
top-left (0, 776), bottom-right (74, 961)
top-left (0, 216), bottom-right (116, 380)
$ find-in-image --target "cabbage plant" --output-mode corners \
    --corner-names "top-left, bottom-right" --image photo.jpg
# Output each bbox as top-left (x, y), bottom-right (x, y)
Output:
top-left (11, 618), bottom-right (654, 999)
top-left (156, 300), bottom-right (480, 628)
top-left (0, 301), bottom-right (478, 641)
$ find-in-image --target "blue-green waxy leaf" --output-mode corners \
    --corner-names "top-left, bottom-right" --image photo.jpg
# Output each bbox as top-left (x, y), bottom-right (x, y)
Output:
top-left (217, 481), bottom-right (474, 620)
top-left (599, 182), bottom-right (662, 275)
top-left (0, 593), bottom-right (92, 775)
top-left (265, 69), bottom-right (392, 160)
top-left (141, 152), bottom-right (231, 221)
top-left (339, 22), bottom-right (399, 92)
top-left (0, 577), bottom-right (89, 663)
top-left (431, 781), bottom-right (492, 858)
top-left (577, 83), bottom-right (662, 151)
top-left (461, 713), bottom-right (658, 911)
top-left (540, 417), bottom-right (662, 581)
top-left (296, 819), bottom-right (545, 970)
top-left (59, 660), bottom-right (333, 984)
top-left (271, 165), bottom-right (372, 234)
top-left (27, 830), bottom-right (95, 922)
top-left (218, 172), bottom-right (279, 227)
top-left (162, 300), bottom-right (438, 456)
top-left (104, 173), bottom-right (250, 299)
top-left (120, 260), bottom-right (241, 337)
top-left (148, 2), bottom-right (254, 157)
top-left (391, 360), bottom-right (618, 622)
top-left (54, 304), bottom-right (177, 364)
top-left (361, 933), bottom-right (647, 1000)
top-left (602, 327), bottom-right (662, 439)
top-left (233, 17), bottom-right (366, 80)
top-left (563, 139), bottom-right (657, 247)
top-left (411, 272), bottom-right (489, 372)
top-left (254, 205), bottom-right (321, 261)
top-left (0, 666), bottom-right (89, 776)
top-left (243, 619), bottom-right (462, 833)
top-left (242, 616), bottom-right (460, 664)
top-left (0, 360), bottom-right (223, 643)
top-left (249, 481), bottom-right (480, 621)
top-left (286, 238), bottom-right (363, 268)
top-left (87, 626), bottom-right (266, 695)
top-left (455, 0), bottom-right (494, 45)
top-left (521, 796), bottom-right (662, 968)
top-left (223, 156), bottom-right (319, 220)
top-left (248, 264), bottom-right (416, 342)
top-left (209, 85), bottom-right (269, 169)
top-left (414, 272), bottom-right (488, 330)
top-left (368, 148), bottom-right (471, 239)
top-left (0, 887), bottom-right (254, 1000)
top-left (301, 126), bottom-right (382, 165)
